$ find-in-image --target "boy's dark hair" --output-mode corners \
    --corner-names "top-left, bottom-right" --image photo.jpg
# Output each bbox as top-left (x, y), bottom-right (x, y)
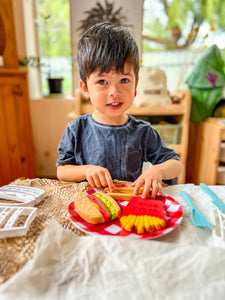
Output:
top-left (77, 22), bottom-right (139, 85)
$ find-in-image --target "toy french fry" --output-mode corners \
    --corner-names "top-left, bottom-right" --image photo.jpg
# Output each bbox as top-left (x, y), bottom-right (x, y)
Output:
top-left (137, 215), bottom-right (145, 234)
top-left (144, 215), bottom-right (151, 232)
top-left (134, 215), bottom-right (140, 229)
top-left (119, 216), bottom-right (126, 227)
top-left (157, 218), bottom-right (166, 228)
top-left (124, 215), bottom-right (136, 232)
top-left (152, 217), bottom-right (161, 230)
top-left (149, 216), bottom-right (154, 231)
top-left (120, 215), bottom-right (129, 229)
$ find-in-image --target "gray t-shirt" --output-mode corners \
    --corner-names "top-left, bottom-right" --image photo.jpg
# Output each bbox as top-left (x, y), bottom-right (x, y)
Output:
top-left (57, 114), bottom-right (179, 182)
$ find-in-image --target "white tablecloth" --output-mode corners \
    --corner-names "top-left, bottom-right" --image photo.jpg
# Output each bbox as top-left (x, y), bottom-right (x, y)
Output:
top-left (0, 184), bottom-right (225, 300)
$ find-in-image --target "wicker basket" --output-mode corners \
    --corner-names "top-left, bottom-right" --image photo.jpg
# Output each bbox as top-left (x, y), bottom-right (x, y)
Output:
top-left (152, 124), bottom-right (181, 145)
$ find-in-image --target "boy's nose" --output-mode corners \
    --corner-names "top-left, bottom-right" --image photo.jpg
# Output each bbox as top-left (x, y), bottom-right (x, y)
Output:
top-left (108, 84), bottom-right (120, 97)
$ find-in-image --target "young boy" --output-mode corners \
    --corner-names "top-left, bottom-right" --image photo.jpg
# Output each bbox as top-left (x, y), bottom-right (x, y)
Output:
top-left (57, 22), bottom-right (182, 199)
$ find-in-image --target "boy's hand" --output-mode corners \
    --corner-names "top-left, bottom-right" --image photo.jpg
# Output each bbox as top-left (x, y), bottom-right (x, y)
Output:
top-left (85, 165), bottom-right (114, 191)
top-left (131, 166), bottom-right (163, 199)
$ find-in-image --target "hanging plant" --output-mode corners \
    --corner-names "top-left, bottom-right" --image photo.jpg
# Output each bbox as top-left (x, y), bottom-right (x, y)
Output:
top-left (77, 0), bottom-right (132, 35)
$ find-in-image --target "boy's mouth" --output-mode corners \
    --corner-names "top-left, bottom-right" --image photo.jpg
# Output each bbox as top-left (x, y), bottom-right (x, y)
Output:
top-left (107, 102), bottom-right (122, 109)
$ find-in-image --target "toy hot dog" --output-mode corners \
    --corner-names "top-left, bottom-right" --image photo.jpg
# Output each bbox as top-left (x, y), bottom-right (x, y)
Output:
top-left (74, 192), bottom-right (121, 224)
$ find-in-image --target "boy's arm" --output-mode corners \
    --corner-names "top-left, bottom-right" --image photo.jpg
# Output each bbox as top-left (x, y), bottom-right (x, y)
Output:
top-left (131, 159), bottom-right (182, 199)
top-left (57, 164), bottom-right (114, 191)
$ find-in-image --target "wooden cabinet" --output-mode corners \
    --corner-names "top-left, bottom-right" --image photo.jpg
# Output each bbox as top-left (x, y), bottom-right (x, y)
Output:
top-left (0, 0), bottom-right (19, 68)
top-left (186, 118), bottom-right (225, 185)
top-left (0, 0), bottom-right (36, 185)
top-left (72, 89), bottom-right (191, 184)
top-left (0, 69), bottom-right (36, 186)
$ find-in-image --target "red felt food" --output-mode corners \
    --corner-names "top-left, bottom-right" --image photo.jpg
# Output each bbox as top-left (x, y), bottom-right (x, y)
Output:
top-left (87, 195), bottom-right (109, 222)
top-left (120, 197), bottom-right (167, 221)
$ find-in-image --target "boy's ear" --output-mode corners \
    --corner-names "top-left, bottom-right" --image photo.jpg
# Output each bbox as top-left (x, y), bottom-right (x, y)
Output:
top-left (134, 77), bottom-right (139, 96)
top-left (135, 77), bottom-right (139, 90)
top-left (80, 80), bottom-right (90, 98)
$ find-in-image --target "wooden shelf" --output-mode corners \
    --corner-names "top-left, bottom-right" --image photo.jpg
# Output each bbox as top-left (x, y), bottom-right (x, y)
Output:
top-left (169, 144), bottom-right (182, 155)
top-left (72, 89), bottom-right (191, 184)
top-left (187, 118), bottom-right (225, 185)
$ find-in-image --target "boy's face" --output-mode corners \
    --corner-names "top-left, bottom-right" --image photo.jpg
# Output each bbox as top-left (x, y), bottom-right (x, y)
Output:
top-left (80, 62), bottom-right (139, 125)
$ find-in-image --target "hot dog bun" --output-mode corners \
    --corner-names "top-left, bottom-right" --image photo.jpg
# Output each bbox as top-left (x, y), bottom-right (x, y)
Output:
top-left (104, 186), bottom-right (149, 201)
top-left (74, 192), bottom-right (121, 224)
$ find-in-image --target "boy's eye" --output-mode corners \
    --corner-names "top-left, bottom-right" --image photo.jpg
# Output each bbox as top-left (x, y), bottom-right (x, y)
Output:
top-left (120, 78), bottom-right (129, 83)
top-left (98, 79), bottom-right (107, 85)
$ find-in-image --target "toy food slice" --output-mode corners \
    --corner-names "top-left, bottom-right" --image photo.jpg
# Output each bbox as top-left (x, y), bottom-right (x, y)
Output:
top-left (104, 186), bottom-right (149, 200)
top-left (74, 192), bottom-right (121, 225)
top-left (119, 197), bottom-right (167, 234)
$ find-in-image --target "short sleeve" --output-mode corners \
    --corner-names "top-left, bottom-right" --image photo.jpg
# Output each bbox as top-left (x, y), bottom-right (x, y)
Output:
top-left (56, 124), bottom-right (76, 166)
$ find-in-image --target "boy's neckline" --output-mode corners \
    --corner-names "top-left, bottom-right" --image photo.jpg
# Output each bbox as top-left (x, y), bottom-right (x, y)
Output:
top-left (90, 113), bottom-right (131, 127)
top-left (91, 111), bottom-right (129, 126)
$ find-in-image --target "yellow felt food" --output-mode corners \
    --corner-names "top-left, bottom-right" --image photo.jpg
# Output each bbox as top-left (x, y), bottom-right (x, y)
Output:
top-left (120, 214), bottom-right (166, 234)
top-left (104, 186), bottom-right (146, 201)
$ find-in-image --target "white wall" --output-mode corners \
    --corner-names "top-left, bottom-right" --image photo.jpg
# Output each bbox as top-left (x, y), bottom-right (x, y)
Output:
top-left (30, 98), bottom-right (75, 178)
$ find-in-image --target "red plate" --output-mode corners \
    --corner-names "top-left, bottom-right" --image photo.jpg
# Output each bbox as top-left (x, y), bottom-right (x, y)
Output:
top-left (68, 187), bottom-right (183, 239)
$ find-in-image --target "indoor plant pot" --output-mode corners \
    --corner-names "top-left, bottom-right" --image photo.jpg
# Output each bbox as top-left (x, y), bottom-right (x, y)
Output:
top-left (47, 78), bottom-right (64, 94)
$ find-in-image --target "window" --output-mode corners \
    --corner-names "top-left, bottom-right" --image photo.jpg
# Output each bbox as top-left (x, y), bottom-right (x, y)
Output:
top-left (22, 0), bottom-right (72, 98)
top-left (24, 0), bottom-right (225, 97)
top-left (35, 0), bottom-right (71, 96)
top-left (142, 0), bottom-right (225, 90)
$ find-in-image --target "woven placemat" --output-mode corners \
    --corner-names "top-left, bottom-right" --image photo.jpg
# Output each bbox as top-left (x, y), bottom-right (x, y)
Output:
top-left (0, 178), bottom-right (127, 285)
top-left (0, 178), bottom-right (91, 284)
